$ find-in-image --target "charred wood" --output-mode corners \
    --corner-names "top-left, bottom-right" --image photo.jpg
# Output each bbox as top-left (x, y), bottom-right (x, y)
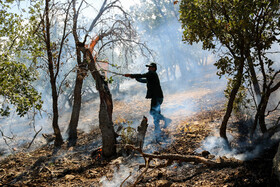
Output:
top-left (125, 145), bottom-right (216, 166)
top-left (136, 116), bottom-right (148, 150)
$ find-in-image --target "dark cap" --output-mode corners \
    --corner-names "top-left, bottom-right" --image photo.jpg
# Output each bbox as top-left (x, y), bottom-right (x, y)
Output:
top-left (145, 62), bottom-right (157, 69)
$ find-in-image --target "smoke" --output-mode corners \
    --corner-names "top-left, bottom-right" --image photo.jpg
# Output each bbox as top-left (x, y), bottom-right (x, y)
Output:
top-left (99, 155), bottom-right (148, 187)
top-left (100, 164), bottom-right (135, 187)
top-left (0, 0), bottom-right (229, 161)
top-left (198, 131), bottom-right (279, 161)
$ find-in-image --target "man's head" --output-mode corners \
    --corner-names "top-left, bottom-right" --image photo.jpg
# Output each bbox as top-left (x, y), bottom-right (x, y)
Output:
top-left (146, 62), bottom-right (157, 71)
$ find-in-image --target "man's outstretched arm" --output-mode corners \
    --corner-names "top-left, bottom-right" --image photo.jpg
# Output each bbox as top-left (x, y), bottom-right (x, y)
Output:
top-left (124, 72), bottom-right (149, 79)
top-left (135, 78), bottom-right (147, 83)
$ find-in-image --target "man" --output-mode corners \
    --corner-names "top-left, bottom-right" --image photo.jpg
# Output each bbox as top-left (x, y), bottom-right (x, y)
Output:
top-left (124, 63), bottom-right (171, 139)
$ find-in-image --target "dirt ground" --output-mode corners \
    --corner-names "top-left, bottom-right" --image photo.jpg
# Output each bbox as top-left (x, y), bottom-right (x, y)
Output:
top-left (0, 79), bottom-right (279, 186)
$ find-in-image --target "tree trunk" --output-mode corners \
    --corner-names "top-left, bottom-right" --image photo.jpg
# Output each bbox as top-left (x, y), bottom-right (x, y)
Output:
top-left (251, 92), bottom-right (270, 135)
top-left (66, 43), bottom-right (88, 146)
top-left (67, 69), bottom-right (85, 146)
top-left (45, 0), bottom-right (63, 147)
top-left (68, 2), bottom-right (89, 145)
top-left (50, 79), bottom-right (63, 147)
top-left (99, 90), bottom-right (116, 157)
top-left (259, 99), bottom-right (268, 133)
top-left (220, 58), bottom-right (244, 144)
top-left (86, 49), bottom-right (116, 158)
top-left (246, 54), bottom-right (261, 105)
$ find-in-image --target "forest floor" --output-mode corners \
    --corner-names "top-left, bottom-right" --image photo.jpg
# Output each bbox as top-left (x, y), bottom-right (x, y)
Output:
top-left (1, 78), bottom-right (280, 186)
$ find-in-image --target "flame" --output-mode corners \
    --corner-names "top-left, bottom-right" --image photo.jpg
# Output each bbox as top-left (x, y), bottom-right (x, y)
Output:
top-left (94, 148), bottom-right (103, 159)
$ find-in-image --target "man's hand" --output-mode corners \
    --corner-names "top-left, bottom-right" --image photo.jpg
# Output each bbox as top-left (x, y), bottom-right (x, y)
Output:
top-left (124, 74), bottom-right (131, 78)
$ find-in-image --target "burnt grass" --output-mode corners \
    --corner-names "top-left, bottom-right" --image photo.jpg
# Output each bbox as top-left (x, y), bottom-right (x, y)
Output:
top-left (0, 108), bottom-right (279, 187)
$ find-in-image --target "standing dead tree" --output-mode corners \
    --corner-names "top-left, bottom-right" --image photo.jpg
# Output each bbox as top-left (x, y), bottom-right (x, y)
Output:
top-left (67, 0), bottom-right (153, 158)
top-left (86, 21), bottom-right (152, 157)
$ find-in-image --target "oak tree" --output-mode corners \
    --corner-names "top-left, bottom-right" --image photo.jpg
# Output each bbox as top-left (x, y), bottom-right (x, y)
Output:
top-left (180, 0), bottom-right (280, 144)
top-left (0, 0), bottom-right (42, 117)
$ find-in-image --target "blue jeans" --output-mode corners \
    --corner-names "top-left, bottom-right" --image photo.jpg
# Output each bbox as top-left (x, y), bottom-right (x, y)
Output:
top-left (150, 97), bottom-right (165, 135)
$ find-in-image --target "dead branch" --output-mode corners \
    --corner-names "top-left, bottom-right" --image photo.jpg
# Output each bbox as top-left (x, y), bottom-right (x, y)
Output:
top-left (0, 129), bottom-right (14, 153)
top-left (139, 159), bottom-right (173, 169)
top-left (0, 129), bottom-right (14, 140)
top-left (266, 100), bottom-right (280, 117)
top-left (133, 158), bottom-right (151, 187)
top-left (42, 133), bottom-right (55, 143)
top-left (54, 0), bottom-right (72, 80)
top-left (27, 127), bottom-right (43, 149)
top-left (120, 172), bottom-right (132, 187)
top-left (123, 144), bottom-right (242, 186)
top-left (87, 0), bottom-right (109, 33)
top-left (58, 66), bottom-right (76, 96)
top-left (125, 145), bottom-right (216, 166)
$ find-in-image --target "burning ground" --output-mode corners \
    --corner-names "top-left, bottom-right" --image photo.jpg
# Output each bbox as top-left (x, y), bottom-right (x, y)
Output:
top-left (0, 80), bottom-right (279, 186)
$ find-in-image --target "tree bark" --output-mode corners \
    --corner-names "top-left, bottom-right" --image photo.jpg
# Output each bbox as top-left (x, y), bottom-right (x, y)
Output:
top-left (45, 0), bottom-right (63, 147)
top-left (67, 0), bottom-right (88, 146)
top-left (86, 49), bottom-right (116, 158)
top-left (259, 97), bottom-right (269, 133)
top-left (251, 79), bottom-right (280, 136)
top-left (50, 79), bottom-right (63, 147)
top-left (246, 53), bottom-right (261, 105)
top-left (98, 91), bottom-right (116, 157)
top-left (67, 68), bottom-right (85, 146)
top-left (220, 57), bottom-right (244, 144)
top-left (136, 116), bottom-right (148, 150)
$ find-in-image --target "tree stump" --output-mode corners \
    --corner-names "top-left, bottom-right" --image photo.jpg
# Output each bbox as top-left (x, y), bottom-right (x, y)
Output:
top-left (136, 116), bottom-right (148, 150)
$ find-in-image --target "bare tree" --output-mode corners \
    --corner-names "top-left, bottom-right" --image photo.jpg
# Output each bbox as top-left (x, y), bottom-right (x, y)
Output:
top-left (40, 0), bottom-right (72, 147)
top-left (67, 0), bottom-right (152, 157)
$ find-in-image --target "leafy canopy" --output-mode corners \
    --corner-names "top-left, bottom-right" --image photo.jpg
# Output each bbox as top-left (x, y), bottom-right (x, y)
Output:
top-left (179, 0), bottom-right (280, 72)
top-left (179, 0), bottom-right (280, 113)
top-left (179, 0), bottom-right (280, 82)
top-left (0, 0), bottom-right (43, 116)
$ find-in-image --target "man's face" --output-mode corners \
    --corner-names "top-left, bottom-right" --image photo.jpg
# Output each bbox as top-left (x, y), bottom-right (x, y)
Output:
top-left (148, 66), bottom-right (156, 71)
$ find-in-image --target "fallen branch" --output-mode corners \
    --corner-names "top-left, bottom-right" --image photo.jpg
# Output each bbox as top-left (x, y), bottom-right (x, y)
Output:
top-left (125, 144), bottom-right (216, 166)
top-left (139, 159), bottom-right (173, 169)
top-left (133, 158), bottom-right (151, 187)
top-left (120, 172), bottom-right (132, 187)
top-left (121, 145), bottom-right (243, 186)
top-left (124, 144), bottom-right (216, 186)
